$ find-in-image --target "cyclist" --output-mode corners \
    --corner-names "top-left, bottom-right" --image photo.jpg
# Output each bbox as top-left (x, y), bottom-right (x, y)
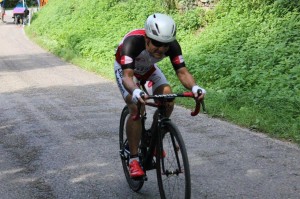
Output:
top-left (0, 0), bottom-right (5, 23)
top-left (114, 13), bottom-right (206, 178)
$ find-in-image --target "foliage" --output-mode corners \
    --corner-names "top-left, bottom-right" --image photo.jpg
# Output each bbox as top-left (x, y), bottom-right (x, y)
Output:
top-left (173, 0), bottom-right (300, 142)
top-left (27, 0), bottom-right (300, 144)
top-left (27, 0), bottom-right (167, 78)
top-left (173, 8), bottom-right (206, 31)
top-left (160, 0), bottom-right (300, 143)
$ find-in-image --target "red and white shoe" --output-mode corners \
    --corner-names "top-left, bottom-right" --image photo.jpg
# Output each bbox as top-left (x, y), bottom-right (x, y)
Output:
top-left (129, 160), bottom-right (145, 178)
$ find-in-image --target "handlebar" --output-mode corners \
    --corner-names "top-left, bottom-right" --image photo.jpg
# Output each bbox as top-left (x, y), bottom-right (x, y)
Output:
top-left (132, 91), bottom-right (204, 121)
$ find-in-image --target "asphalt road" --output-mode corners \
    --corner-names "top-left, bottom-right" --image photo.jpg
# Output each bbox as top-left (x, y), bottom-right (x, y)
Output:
top-left (1, 10), bottom-right (300, 199)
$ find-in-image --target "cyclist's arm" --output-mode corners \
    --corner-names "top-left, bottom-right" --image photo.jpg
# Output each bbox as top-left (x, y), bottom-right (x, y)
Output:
top-left (119, 36), bottom-right (145, 95)
top-left (176, 67), bottom-right (197, 90)
top-left (176, 67), bottom-right (205, 100)
top-left (168, 40), bottom-right (198, 90)
top-left (122, 68), bottom-right (138, 94)
top-left (122, 68), bottom-right (146, 104)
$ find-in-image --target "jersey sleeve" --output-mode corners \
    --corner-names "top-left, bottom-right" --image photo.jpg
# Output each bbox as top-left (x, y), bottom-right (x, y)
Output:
top-left (118, 36), bottom-right (145, 70)
top-left (167, 40), bottom-right (186, 71)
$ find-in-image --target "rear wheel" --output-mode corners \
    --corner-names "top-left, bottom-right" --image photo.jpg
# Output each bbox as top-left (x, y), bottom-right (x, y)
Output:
top-left (156, 121), bottom-right (191, 199)
top-left (119, 106), bottom-right (144, 192)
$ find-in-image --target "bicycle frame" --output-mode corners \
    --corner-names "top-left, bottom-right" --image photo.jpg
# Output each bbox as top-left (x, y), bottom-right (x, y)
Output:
top-left (139, 106), bottom-right (169, 172)
top-left (136, 92), bottom-right (202, 173)
top-left (119, 90), bottom-right (204, 197)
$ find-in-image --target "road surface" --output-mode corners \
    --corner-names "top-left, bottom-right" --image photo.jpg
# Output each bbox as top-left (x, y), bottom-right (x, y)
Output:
top-left (1, 10), bottom-right (300, 199)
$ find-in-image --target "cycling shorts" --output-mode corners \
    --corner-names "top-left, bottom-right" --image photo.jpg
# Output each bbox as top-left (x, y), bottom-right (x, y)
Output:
top-left (114, 61), bottom-right (169, 99)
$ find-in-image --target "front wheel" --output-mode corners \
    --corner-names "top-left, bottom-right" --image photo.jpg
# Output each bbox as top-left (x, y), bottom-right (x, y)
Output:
top-left (156, 120), bottom-right (191, 199)
top-left (119, 106), bottom-right (144, 192)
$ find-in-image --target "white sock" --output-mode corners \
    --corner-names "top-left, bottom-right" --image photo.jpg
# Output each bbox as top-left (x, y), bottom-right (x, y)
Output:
top-left (129, 157), bottom-right (139, 163)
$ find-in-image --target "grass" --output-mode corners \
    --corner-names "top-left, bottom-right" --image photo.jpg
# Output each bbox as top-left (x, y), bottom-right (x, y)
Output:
top-left (26, 0), bottom-right (300, 146)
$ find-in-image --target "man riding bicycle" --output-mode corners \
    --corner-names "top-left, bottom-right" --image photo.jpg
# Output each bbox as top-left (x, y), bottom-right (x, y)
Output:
top-left (114, 13), bottom-right (206, 178)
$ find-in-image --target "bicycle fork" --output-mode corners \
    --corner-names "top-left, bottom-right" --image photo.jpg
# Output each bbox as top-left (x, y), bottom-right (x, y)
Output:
top-left (158, 119), bottom-right (184, 177)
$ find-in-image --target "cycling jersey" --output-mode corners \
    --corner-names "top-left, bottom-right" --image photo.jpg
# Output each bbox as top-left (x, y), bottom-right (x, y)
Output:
top-left (115, 29), bottom-right (186, 76)
top-left (114, 29), bottom-right (186, 99)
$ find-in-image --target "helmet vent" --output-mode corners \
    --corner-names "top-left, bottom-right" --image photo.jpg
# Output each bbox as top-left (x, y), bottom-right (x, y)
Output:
top-left (172, 26), bottom-right (176, 36)
top-left (152, 29), bottom-right (158, 36)
top-left (155, 23), bottom-right (160, 33)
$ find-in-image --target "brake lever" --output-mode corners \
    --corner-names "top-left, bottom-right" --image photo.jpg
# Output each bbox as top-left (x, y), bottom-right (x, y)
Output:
top-left (182, 92), bottom-right (201, 116)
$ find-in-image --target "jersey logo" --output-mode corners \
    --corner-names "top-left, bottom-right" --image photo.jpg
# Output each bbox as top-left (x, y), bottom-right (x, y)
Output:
top-left (121, 55), bottom-right (133, 65)
top-left (172, 55), bottom-right (184, 65)
top-left (147, 81), bottom-right (154, 88)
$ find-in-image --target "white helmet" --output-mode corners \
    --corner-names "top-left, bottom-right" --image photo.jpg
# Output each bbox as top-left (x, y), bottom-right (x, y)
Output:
top-left (145, 13), bottom-right (176, 43)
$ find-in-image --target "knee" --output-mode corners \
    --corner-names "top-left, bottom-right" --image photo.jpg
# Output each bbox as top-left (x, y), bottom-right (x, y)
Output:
top-left (166, 101), bottom-right (174, 112)
top-left (128, 104), bottom-right (139, 117)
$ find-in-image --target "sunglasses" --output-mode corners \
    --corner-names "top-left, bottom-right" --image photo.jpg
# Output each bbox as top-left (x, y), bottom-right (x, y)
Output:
top-left (150, 39), bottom-right (170, 47)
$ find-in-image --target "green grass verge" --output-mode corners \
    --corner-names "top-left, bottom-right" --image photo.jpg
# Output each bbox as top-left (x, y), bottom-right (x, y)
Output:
top-left (26, 0), bottom-right (300, 145)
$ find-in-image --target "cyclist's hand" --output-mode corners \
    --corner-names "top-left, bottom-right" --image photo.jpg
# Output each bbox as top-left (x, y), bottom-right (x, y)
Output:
top-left (132, 89), bottom-right (146, 104)
top-left (192, 85), bottom-right (206, 101)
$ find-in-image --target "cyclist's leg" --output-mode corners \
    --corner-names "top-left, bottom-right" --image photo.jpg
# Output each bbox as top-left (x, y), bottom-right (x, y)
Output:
top-left (115, 62), bottom-right (144, 177)
top-left (145, 64), bottom-right (174, 118)
top-left (125, 98), bottom-right (145, 177)
top-left (119, 105), bottom-right (144, 191)
top-left (154, 84), bottom-right (174, 117)
top-left (124, 96), bottom-right (142, 157)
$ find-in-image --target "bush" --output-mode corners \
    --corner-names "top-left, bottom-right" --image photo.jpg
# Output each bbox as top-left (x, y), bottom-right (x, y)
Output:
top-left (27, 0), bottom-right (300, 144)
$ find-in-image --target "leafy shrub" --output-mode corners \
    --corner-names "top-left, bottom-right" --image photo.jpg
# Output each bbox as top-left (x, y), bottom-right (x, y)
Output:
top-left (27, 0), bottom-right (300, 143)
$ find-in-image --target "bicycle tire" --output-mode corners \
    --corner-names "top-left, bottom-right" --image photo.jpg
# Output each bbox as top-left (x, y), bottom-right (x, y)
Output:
top-left (119, 106), bottom-right (144, 192)
top-left (156, 120), bottom-right (191, 199)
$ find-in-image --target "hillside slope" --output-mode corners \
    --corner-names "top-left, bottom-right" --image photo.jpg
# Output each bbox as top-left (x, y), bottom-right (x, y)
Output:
top-left (27, 0), bottom-right (300, 144)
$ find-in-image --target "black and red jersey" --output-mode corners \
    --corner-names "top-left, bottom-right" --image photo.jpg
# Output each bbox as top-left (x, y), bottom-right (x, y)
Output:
top-left (115, 29), bottom-right (186, 76)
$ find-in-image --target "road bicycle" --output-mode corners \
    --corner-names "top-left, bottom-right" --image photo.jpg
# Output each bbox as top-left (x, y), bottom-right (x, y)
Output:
top-left (119, 88), bottom-right (203, 198)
